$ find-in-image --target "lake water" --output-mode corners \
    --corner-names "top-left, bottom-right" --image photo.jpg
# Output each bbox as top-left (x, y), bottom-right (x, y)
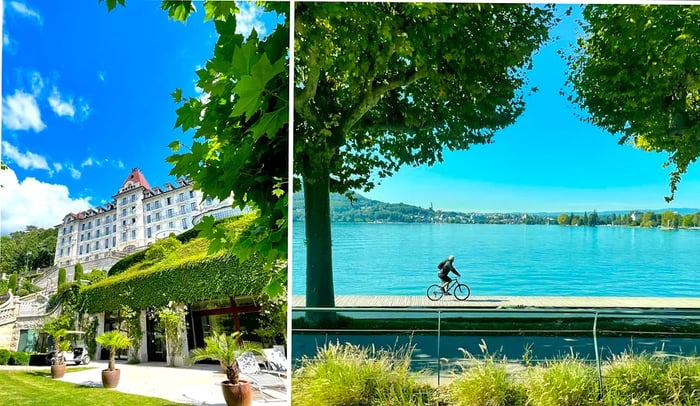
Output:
top-left (291, 222), bottom-right (700, 297)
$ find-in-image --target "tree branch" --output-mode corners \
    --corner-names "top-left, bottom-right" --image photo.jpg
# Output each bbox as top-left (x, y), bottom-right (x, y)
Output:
top-left (294, 45), bottom-right (322, 127)
top-left (339, 68), bottom-right (428, 136)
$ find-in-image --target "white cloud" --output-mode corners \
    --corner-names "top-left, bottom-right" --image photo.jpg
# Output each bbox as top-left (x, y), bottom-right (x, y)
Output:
top-left (81, 157), bottom-right (95, 167)
top-left (53, 162), bottom-right (63, 172)
top-left (9, 1), bottom-right (43, 25)
top-left (30, 71), bottom-right (44, 95)
top-left (2, 90), bottom-right (46, 132)
top-left (235, 2), bottom-right (266, 37)
top-left (3, 34), bottom-right (9, 46)
top-left (0, 167), bottom-right (92, 234)
top-left (68, 166), bottom-right (81, 179)
top-left (98, 71), bottom-right (106, 82)
top-left (1, 141), bottom-right (51, 173)
top-left (48, 88), bottom-right (75, 118)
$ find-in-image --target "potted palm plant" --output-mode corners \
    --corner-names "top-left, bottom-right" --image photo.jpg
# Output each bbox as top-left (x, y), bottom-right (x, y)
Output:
top-left (95, 330), bottom-right (131, 388)
top-left (189, 331), bottom-right (262, 406)
top-left (42, 315), bottom-right (71, 379)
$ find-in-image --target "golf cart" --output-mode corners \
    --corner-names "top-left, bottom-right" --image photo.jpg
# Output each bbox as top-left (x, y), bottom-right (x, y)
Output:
top-left (46, 330), bottom-right (91, 366)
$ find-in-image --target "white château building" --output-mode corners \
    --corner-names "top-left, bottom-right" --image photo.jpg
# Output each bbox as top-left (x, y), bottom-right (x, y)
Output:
top-left (54, 168), bottom-right (237, 267)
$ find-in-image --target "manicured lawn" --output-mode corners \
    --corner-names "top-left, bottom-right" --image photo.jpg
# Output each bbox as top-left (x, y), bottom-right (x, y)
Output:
top-left (0, 370), bottom-right (184, 405)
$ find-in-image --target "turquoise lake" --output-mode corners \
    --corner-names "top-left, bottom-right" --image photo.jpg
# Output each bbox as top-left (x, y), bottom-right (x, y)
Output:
top-left (292, 221), bottom-right (699, 297)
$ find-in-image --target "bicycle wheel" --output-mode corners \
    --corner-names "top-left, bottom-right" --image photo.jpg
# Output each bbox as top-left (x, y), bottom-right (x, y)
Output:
top-left (453, 283), bottom-right (471, 301)
top-left (426, 284), bottom-right (444, 301)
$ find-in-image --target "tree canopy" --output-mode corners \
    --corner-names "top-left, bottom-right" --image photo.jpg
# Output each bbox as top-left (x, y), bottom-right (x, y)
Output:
top-left (568, 5), bottom-right (700, 201)
top-left (0, 226), bottom-right (57, 275)
top-left (294, 3), bottom-right (556, 312)
top-left (101, 0), bottom-right (289, 298)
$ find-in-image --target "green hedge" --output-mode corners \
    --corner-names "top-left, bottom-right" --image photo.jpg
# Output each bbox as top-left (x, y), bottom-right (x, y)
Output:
top-left (107, 250), bottom-right (147, 277)
top-left (8, 351), bottom-right (30, 366)
top-left (0, 349), bottom-right (10, 365)
top-left (80, 254), bottom-right (269, 313)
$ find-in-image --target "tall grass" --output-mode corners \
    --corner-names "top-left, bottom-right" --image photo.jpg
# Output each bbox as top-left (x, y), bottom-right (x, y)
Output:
top-left (525, 356), bottom-right (598, 406)
top-left (442, 340), bottom-right (526, 406)
top-left (603, 352), bottom-right (668, 404)
top-left (291, 341), bottom-right (431, 406)
top-left (663, 356), bottom-right (700, 405)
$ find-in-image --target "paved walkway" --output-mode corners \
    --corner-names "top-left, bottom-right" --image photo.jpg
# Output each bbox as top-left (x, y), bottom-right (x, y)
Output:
top-left (3, 361), bottom-right (288, 405)
top-left (293, 295), bottom-right (700, 309)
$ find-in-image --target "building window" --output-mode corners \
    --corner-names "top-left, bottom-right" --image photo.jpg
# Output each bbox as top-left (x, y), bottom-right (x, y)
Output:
top-left (146, 202), bottom-right (151, 211)
top-left (96, 230), bottom-right (100, 238)
top-left (61, 238), bottom-right (65, 245)
top-left (156, 224), bottom-right (162, 231)
top-left (190, 202), bottom-right (196, 211)
top-left (81, 223), bottom-right (86, 231)
top-left (69, 225), bottom-right (73, 232)
top-left (131, 194), bottom-right (136, 203)
top-left (105, 239), bottom-right (109, 249)
top-left (131, 229), bottom-right (136, 239)
top-left (181, 218), bottom-right (188, 229)
top-left (105, 227), bottom-right (109, 235)
top-left (179, 205), bottom-right (186, 215)
top-left (166, 196), bottom-right (172, 205)
top-left (121, 232), bottom-right (127, 242)
top-left (167, 208), bottom-right (174, 218)
top-left (106, 216), bottom-right (111, 224)
top-left (112, 237), bottom-right (116, 247)
top-left (85, 245), bottom-right (90, 254)
top-left (131, 206), bottom-right (136, 215)
top-left (205, 197), bottom-right (213, 206)
top-left (60, 248), bottom-right (63, 256)
top-left (113, 225), bottom-right (117, 233)
top-left (96, 219), bottom-right (101, 226)
top-left (168, 221), bottom-right (175, 229)
top-left (147, 228), bottom-right (152, 238)
top-left (155, 212), bottom-right (161, 221)
top-left (68, 236), bottom-right (72, 243)
top-left (154, 201), bottom-right (161, 209)
top-left (79, 246), bottom-right (83, 255)
top-left (178, 192), bottom-right (184, 202)
top-left (67, 247), bottom-right (71, 255)
top-left (94, 242), bottom-right (99, 250)
top-left (146, 215), bottom-right (151, 224)
top-left (121, 209), bottom-right (127, 217)
top-left (189, 190), bottom-right (195, 199)
top-left (80, 234), bottom-right (84, 242)
top-left (63, 227), bottom-right (67, 235)
top-left (113, 214), bottom-right (117, 221)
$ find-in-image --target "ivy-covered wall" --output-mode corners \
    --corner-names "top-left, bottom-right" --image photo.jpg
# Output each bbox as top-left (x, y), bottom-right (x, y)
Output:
top-left (79, 254), bottom-right (269, 314)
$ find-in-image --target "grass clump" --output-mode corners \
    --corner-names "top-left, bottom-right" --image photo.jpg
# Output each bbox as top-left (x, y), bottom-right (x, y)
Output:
top-left (441, 340), bottom-right (526, 406)
top-left (603, 352), bottom-right (667, 404)
top-left (662, 356), bottom-right (700, 405)
top-left (292, 341), bottom-right (431, 406)
top-left (525, 356), bottom-right (598, 406)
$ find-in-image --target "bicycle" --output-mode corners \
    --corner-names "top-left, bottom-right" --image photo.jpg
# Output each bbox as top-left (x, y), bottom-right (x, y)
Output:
top-left (426, 277), bottom-right (471, 301)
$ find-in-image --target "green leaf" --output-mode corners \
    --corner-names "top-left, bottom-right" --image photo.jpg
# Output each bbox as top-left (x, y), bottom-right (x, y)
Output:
top-left (230, 41), bottom-right (259, 77)
top-left (250, 108), bottom-right (287, 140)
top-left (167, 140), bottom-right (181, 152)
top-left (171, 88), bottom-right (182, 103)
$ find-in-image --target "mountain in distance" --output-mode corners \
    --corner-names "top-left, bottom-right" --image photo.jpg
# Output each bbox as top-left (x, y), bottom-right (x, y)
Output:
top-left (293, 192), bottom-right (699, 225)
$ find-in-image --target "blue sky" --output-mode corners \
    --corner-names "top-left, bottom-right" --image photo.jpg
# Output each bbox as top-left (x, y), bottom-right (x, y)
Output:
top-left (1, 1), bottom-right (284, 234)
top-left (363, 6), bottom-right (700, 214)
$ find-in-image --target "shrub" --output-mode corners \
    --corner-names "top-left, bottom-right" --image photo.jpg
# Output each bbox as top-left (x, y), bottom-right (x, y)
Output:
top-left (292, 341), bottom-right (429, 406)
top-left (57, 268), bottom-right (67, 287)
top-left (0, 349), bottom-right (11, 365)
top-left (603, 353), bottom-right (667, 404)
top-left (8, 273), bottom-right (17, 293)
top-left (9, 351), bottom-right (30, 366)
top-left (525, 357), bottom-right (598, 406)
top-left (84, 269), bottom-right (106, 284)
top-left (144, 236), bottom-right (182, 262)
top-left (74, 263), bottom-right (84, 282)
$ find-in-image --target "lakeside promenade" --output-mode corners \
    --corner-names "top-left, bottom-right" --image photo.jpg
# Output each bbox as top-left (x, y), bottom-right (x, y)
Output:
top-left (292, 295), bottom-right (700, 310)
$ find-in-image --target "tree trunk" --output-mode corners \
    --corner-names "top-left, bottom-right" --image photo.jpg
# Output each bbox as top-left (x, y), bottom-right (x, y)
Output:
top-left (303, 174), bottom-right (337, 323)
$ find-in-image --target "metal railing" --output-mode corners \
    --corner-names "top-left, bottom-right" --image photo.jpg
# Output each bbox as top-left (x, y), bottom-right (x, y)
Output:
top-left (292, 307), bottom-right (700, 388)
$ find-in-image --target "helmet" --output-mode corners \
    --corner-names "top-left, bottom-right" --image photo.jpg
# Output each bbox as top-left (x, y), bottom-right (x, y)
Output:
top-left (448, 255), bottom-right (455, 261)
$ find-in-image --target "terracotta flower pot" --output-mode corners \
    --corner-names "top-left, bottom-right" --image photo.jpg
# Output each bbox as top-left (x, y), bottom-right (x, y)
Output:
top-left (221, 380), bottom-right (253, 406)
top-left (51, 363), bottom-right (67, 379)
top-left (101, 369), bottom-right (121, 388)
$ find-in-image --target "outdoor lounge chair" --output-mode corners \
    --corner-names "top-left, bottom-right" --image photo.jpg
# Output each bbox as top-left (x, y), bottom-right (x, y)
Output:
top-left (261, 348), bottom-right (288, 378)
top-left (236, 351), bottom-right (287, 402)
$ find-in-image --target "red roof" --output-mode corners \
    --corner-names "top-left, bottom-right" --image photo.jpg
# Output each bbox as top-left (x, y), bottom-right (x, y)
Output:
top-left (120, 168), bottom-right (152, 192)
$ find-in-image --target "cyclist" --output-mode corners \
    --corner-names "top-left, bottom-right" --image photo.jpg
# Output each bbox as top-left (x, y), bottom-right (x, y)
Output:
top-left (437, 255), bottom-right (461, 295)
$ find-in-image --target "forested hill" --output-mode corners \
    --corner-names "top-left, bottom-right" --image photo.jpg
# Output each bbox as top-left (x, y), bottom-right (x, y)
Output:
top-left (292, 193), bottom-right (517, 224)
top-left (293, 193), bottom-right (700, 227)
